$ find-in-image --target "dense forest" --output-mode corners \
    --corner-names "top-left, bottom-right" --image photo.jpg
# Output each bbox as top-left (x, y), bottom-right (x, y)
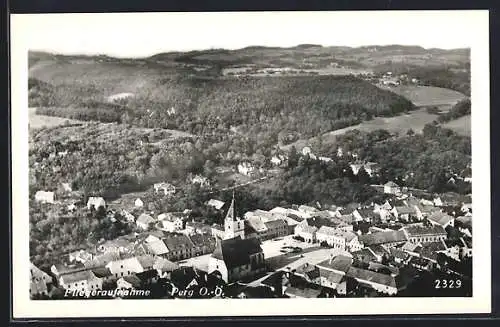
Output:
top-left (436, 98), bottom-right (471, 123)
top-left (30, 74), bottom-right (415, 143)
top-left (319, 125), bottom-right (471, 194)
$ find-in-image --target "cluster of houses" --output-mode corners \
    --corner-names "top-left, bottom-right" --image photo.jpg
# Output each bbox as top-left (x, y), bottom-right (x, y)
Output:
top-left (378, 72), bottom-right (420, 87)
top-left (31, 162), bottom-right (473, 299)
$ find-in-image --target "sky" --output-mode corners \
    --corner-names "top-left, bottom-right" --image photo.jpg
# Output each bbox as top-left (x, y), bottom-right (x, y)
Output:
top-left (12, 10), bottom-right (487, 58)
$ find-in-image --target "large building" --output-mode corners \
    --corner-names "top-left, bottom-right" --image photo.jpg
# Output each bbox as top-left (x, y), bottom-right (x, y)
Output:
top-left (207, 236), bottom-right (266, 283)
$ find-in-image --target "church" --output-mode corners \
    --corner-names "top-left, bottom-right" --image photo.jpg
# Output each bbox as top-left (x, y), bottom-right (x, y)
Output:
top-left (207, 194), bottom-right (266, 283)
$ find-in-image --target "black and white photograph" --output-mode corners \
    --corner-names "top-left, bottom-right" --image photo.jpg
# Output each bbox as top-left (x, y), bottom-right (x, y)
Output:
top-left (11, 10), bottom-right (491, 317)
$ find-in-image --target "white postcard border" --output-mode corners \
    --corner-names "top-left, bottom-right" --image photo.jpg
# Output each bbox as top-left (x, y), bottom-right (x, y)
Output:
top-left (11, 10), bottom-right (491, 318)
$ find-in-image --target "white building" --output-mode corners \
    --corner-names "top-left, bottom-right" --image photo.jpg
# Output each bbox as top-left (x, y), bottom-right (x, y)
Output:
top-left (87, 197), bottom-right (106, 210)
top-left (35, 191), bottom-right (55, 204)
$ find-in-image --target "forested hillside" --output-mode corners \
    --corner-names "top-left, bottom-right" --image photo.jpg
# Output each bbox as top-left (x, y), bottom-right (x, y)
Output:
top-left (29, 70), bottom-right (415, 142)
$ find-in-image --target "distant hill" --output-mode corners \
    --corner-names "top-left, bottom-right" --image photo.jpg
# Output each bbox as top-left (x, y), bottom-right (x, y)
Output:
top-left (28, 44), bottom-right (469, 140)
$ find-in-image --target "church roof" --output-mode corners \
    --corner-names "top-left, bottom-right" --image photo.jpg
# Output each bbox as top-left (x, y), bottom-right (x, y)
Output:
top-left (212, 236), bottom-right (263, 269)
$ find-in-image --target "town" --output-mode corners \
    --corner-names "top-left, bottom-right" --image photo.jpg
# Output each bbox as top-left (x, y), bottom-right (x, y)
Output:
top-left (30, 145), bottom-right (473, 300)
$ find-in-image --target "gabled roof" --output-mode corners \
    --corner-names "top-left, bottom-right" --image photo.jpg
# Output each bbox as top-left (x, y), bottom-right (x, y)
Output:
top-left (317, 226), bottom-right (357, 242)
top-left (246, 216), bottom-right (267, 232)
top-left (60, 269), bottom-right (98, 284)
top-left (284, 286), bottom-right (321, 298)
top-left (316, 255), bottom-right (352, 273)
top-left (137, 214), bottom-right (155, 225)
top-left (384, 181), bottom-right (399, 187)
top-left (146, 239), bottom-right (169, 256)
top-left (427, 212), bottom-right (455, 226)
top-left (403, 224), bottom-right (447, 237)
top-left (298, 225), bottom-right (318, 234)
top-left (393, 206), bottom-right (417, 215)
top-left (163, 234), bottom-right (195, 252)
top-left (419, 241), bottom-right (447, 261)
top-left (264, 219), bottom-right (288, 229)
top-left (121, 275), bottom-right (142, 288)
top-left (91, 267), bottom-right (113, 278)
top-left (212, 236), bottom-right (263, 269)
top-left (189, 234), bottom-right (216, 248)
top-left (153, 257), bottom-right (179, 272)
top-left (347, 266), bottom-right (396, 288)
top-left (359, 230), bottom-right (408, 246)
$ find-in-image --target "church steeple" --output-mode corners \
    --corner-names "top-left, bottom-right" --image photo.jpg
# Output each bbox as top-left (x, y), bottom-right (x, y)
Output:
top-left (224, 191), bottom-right (245, 240)
top-left (225, 191), bottom-right (236, 221)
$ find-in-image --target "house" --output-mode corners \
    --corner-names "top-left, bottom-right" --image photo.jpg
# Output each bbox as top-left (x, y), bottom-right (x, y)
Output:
top-left (158, 212), bottom-right (185, 232)
top-left (283, 286), bottom-right (321, 298)
top-left (374, 201), bottom-right (392, 213)
top-left (163, 234), bottom-right (196, 261)
top-left (384, 181), bottom-right (401, 195)
top-left (419, 241), bottom-right (448, 262)
top-left (50, 262), bottom-right (86, 278)
top-left (316, 255), bottom-right (353, 276)
top-left (237, 162), bottom-right (255, 176)
top-left (414, 204), bottom-right (440, 220)
top-left (263, 219), bottom-right (289, 239)
top-left (61, 183), bottom-right (73, 193)
top-left (211, 224), bottom-right (226, 239)
top-left (401, 241), bottom-right (423, 257)
top-left (364, 162), bottom-right (380, 177)
top-left (30, 263), bottom-right (52, 298)
top-left (58, 269), bottom-right (103, 293)
top-left (427, 212), bottom-right (455, 229)
top-left (96, 237), bottom-right (134, 254)
top-left (91, 267), bottom-right (114, 284)
top-left (134, 198), bottom-right (144, 208)
top-left (35, 191), bottom-right (55, 204)
top-left (87, 197), bottom-right (106, 211)
top-left (121, 210), bottom-right (135, 223)
top-left (402, 224), bottom-right (447, 244)
top-left (316, 226), bottom-right (362, 252)
top-left (190, 174), bottom-right (210, 188)
top-left (144, 235), bottom-right (170, 257)
top-left (105, 255), bottom-right (155, 279)
top-left (153, 182), bottom-right (176, 196)
top-left (391, 206), bottom-right (417, 222)
top-left (461, 202), bottom-right (472, 214)
top-left (460, 237), bottom-right (473, 258)
top-left (353, 208), bottom-right (376, 222)
top-left (409, 257), bottom-right (434, 271)
top-left (68, 250), bottom-right (94, 264)
top-left (207, 236), bottom-right (266, 283)
top-left (389, 248), bottom-right (410, 264)
top-left (346, 266), bottom-right (398, 295)
top-left (271, 154), bottom-right (287, 166)
top-left (318, 156), bottom-right (332, 163)
top-left (136, 214), bottom-right (156, 230)
top-left (433, 197), bottom-right (444, 207)
top-left (352, 248), bottom-right (380, 265)
top-left (184, 221), bottom-right (212, 236)
top-left (294, 221), bottom-right (317, 243)
top-left (117, 275), bottom-right (142, 290)
top-left (206, 199), bottom-right (225, 210)
top-left (190, 233), bottom-right (217, 257)
top-left (136, 269), bottom-right (160, 286)
top-left (359, 230), bottom-right (408, 248)
top-left (153, 257), bottom-right (179, 279)
top-left (298, 205), bottom-right (319, 215)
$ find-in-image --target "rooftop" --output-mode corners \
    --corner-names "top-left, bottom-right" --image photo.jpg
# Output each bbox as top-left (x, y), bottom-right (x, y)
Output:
top-left (316, 255), bottom-right (353, 273)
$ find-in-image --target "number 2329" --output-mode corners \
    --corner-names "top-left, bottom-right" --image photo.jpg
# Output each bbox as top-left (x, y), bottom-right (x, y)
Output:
top-left (434, 279), bottom-right (462, 289)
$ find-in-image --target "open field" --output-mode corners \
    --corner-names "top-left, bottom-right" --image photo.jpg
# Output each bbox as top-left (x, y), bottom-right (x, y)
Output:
top-left (442, 115), bottom-right (471, 136)
top-left (29, 108), bottom-right (86, 130)
top-left (377, 85), bottom-right (467, 108)
top-left (282, 108), bottom-right (440, 151)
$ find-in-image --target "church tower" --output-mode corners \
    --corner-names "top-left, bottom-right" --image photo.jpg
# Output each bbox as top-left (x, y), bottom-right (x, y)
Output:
top-left (224, 192), bottom-right (245, 240)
